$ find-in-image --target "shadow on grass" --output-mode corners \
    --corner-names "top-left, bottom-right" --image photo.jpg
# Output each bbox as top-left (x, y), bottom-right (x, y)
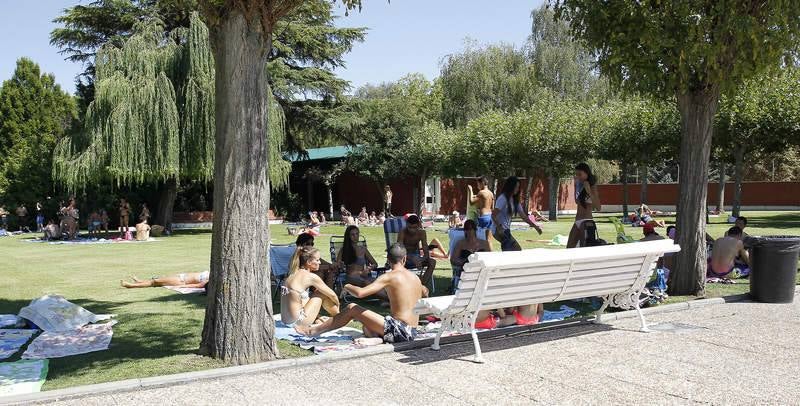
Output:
top-left (394, 319), bottom-right (613, 366)
top-left (745, 213), bottom-right (800, 231)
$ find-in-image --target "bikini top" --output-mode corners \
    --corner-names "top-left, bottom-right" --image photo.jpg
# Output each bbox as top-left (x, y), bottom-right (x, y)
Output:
top-left (281, 285), bottom-right (310, 301)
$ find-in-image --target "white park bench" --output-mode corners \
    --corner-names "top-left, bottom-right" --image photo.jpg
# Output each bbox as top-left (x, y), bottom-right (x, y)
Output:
top-left (414, 239), bottom-right (681, 362)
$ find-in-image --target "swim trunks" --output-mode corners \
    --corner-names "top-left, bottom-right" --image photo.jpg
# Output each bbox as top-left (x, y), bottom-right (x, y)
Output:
top-left (474, 314), bottom-right (498, 330)
top-left (383, 316), bottom-right (417, 343)
top-left (512, 310), bottom-right (540, 326)
top-left (476, 214), bottom-right (492, 229)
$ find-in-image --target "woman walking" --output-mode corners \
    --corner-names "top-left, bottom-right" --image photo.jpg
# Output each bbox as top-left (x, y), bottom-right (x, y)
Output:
top-left (567, 163), bottom-right (602, 248)
top-left (491, 176), bottom-right (542, 252)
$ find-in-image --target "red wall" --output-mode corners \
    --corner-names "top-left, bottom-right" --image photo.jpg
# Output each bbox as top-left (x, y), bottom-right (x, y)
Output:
top-left (335, 172), bottom-right (418, 215)
top-left (439, 176), bottom-right (577, 214)
top-left (595, 181), bottom-right (800, 206)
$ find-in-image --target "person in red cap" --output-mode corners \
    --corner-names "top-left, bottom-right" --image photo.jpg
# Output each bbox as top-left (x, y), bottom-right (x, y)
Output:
top-left (640, 223), bottom-right (665, 242)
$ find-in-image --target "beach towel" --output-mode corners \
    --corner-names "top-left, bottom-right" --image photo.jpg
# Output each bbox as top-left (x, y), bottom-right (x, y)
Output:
top-left (0, 315), bottom-right (26, 329)
top-left (548, 235), bottom-right (568, 246)
top-left (541, 305), bottom-right (580, 322)
top-left (22, 237), bottom-right (156, 245)
top-left (18, 295), bottom-right (114, 332)
top-left (163, 286), bottom-right (206, 294)
top-left (0, 360), bottom-right (48, 397)
top-left (0, 330), bottom-right (38, 360)
top-left (273, 316), bottom-right (364, 354)
top-left (22, 321), bottom-right (116, 359)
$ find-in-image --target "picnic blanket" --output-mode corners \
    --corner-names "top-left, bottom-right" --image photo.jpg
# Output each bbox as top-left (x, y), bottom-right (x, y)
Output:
top-left (0, 360), bottom-right (48, 397)
top-left (0, 315), bottom-right (26, 329)
top-left (22, 321), bottom-right (117, 359)
top-left (18, 295), bottom-right (114, 332)
top-left (163, 286), bottom-right (206, 294)
top-left (22, 237), bottom-right (156, 245)
top-left (274, 316), bottom-right (365, 354)
top-left (0, 330), bottom-right (38, 360)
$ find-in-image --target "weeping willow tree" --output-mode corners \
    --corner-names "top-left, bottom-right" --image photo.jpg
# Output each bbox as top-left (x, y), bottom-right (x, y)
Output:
top-left (53, 13), bottom-right (290, 228)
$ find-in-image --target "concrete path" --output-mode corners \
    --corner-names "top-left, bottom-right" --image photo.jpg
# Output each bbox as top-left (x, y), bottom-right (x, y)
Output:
top-left (43, 299), bottom-right (800, 405)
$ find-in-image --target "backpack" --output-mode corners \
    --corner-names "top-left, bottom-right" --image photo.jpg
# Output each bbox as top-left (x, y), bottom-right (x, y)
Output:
top-left (583, 220), bottom-right (609, 247)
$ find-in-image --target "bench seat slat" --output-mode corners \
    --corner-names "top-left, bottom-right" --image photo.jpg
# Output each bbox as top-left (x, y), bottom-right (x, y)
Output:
top-left (458, 257), bottom-right (647, 282)
top-left (457, 267), bottom-right (642, 291)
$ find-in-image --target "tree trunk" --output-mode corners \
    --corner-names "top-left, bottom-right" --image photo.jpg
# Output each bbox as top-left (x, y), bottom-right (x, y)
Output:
top-left (418, 172), bottom-right (429, 217)
top-left (732, 144), bottom-right (745, 218)
top-left (326, 181), bottom-right (334, 220)
top-left (639, 163), bottom-right (648, 205)
top-left (715, 161), bottom-right (726, 213)
top-left (669, 88), bottom-right (720, 297)
top-left (155, 177), bottom-right (178, 232)
top-left (200, 11), bottom-right (277, 364)
top-left (524, 172), bottom-right (535, 214)
top-left (547, 174), bottom-right (558, 221)
top-left (621, 163), bottom-right (629, 219)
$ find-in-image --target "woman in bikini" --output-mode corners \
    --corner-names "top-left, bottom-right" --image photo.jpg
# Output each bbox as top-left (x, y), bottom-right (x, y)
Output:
top-left (121, 271), bottom-right (210, 288)
top-left (450, 219), bottom-right (490, 290)
top-left (337, 225), bottom-right (379, 287)
top-left (567, 163), bottom-right (602, 248)
top-left (280, 246), bottom-right (341, 332)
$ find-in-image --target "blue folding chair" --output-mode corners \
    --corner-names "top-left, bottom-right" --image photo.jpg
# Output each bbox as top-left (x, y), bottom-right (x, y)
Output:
top-left (269, 244), bottom-right (296, 298)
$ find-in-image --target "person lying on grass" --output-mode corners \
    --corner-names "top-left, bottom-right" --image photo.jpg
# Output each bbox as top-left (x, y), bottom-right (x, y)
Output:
top-left (280, 246), bottom-right (341, 333)
top-left (121, 271), bottom-right (209, 288)
top-left (295, 243), bottom-right (428, 345)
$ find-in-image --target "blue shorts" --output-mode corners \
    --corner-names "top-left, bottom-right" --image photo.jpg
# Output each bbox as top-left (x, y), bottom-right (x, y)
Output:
top-left (405, 252), bottom-right (424, 268)
top-left (477, 214), bottom-right (492, 229)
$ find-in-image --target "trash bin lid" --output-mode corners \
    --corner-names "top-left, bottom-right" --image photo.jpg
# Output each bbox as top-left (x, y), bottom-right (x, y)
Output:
top-left (745, 235), bottom-right (800, 250)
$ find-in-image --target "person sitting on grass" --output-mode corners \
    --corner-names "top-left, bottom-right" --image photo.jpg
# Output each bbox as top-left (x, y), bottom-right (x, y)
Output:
top-left (708, 226), bottom-right (751, 279)
top-left (639, 223), bottom-right (665, 242)
top-left (319, 212), bottom-right (327, 224)
top-left (42, 219), bottom-right (61, 241)
top-left (88, 210), bottom-right (102, 237)
top-left (357, 207), bottom-right (369, 225)
top-left (99, 209), bottom-right (110, 237)
top-left (449, 211), bottom-right (463, 229)
top-left (295, 233), bottom-right (336, 289)
top-left (369, 211), bottom-right (378, 226)
top-left (121, 270), bottom-right (210, 288)
top-left (734, 216), bottom-right (750, 237)
top-left (339, 205), bottom-right (354, 226)
top-left (376, 212), bottom-right (386, 225)
top-left (337, 226), bottom-right (382, 293)
top-left (280, 246), bottom-right (341, 333)
top-left (135, 218), bottom-right (151, 241)
top-left (637, 204), bottom-right (666, 228)
top-left (397, 214), bottom-right (436, 286)
top-left (294, 244), bottom-right (428, 344)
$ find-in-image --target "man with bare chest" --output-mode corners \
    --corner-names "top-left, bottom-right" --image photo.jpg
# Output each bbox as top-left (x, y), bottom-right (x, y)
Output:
top-left (397, 214), bottom-right (435, 286)
top-left (468, 176), bottom-right (494, 229)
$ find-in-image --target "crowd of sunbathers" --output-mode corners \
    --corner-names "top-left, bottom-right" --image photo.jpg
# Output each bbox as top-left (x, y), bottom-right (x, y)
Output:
top-left (2, 197), bottom-right (156, 242)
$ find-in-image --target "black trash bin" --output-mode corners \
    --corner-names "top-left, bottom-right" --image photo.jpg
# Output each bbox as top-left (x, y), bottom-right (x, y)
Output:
top-left (746, 235), bottom-right (800, 303)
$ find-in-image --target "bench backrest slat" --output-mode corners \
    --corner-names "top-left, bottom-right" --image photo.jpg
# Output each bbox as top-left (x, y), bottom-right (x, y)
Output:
top-left (445, 240), bottom-right (679, 314)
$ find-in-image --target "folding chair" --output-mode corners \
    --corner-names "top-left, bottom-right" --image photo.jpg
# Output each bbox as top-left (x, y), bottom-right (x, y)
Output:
top-left (269, 244), bottom-right (297, 298)
top-left (383, 217), bottom-right (435, 292)
top-left (609, 217), bottom-right (635, 244)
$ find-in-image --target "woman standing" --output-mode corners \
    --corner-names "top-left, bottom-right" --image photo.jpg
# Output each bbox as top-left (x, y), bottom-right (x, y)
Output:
top-left (491, 176), bottom-right (542, 252)
top-left (567, 163), bottom-right (602, 248)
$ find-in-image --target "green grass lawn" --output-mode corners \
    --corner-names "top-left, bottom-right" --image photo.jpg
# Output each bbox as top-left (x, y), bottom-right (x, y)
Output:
top-left (1, 211), bottom-right (798, 390)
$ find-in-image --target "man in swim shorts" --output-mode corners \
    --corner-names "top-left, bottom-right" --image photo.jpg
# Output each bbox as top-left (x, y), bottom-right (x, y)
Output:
top-left (708, 226), bottom-right (751, 278)
top-left (397, 214), bottom-right (436, 286)
top-left (468, 176), bottom-right (494, 229)
top-left (295, 244), bottom-right (428, 343)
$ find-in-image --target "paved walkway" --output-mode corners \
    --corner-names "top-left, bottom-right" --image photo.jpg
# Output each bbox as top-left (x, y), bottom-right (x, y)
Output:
top-left (49, 299), bottom-right (800, 405)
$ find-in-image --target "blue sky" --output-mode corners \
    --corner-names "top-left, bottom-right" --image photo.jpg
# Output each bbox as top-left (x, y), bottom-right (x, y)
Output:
top-left (0, 1), bottom-right (543, 95)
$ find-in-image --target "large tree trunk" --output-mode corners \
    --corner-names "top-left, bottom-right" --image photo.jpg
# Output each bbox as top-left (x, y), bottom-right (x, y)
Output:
top-left (715, 161), bottom-right (726, 213)
top-left (155, 177), bottom-right (178, 232)
top-left (621, 163), bottom-right (630, 219)
top-left (524, 172), bottom-right (535, 214)
top-left (669, 89), bottom-right (720, 297)
top-left (639, 163), bottom-right (648, 205)
top-left (732, 144), bottom-right (745, 218)
top-left (200, 11), bottom-right (276, 364)
top-left (547, 174), bottom-right (558, 221)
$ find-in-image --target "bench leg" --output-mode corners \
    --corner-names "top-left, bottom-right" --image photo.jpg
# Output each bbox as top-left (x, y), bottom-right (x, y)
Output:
top-left (470, 330), bottom-right (484, 363)
top-left (431, 326), bottom-right (444, 351)
top-left (594, 299), bottom-right (610, 324)
top-left (635, 301), bottom-right (650, 333)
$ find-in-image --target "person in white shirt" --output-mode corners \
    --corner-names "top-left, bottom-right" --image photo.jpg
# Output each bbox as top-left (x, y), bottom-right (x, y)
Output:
top-left (491, 176), bottom-right (542, 251)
